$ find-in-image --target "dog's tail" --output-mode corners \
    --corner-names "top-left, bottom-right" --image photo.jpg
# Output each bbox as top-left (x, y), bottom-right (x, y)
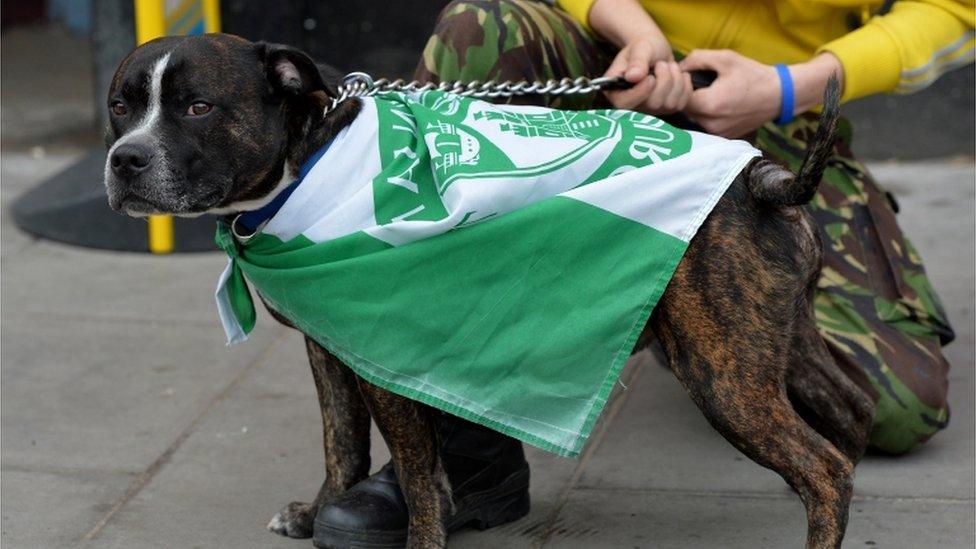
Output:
top-left (747, 75), bottom-right (840, 207)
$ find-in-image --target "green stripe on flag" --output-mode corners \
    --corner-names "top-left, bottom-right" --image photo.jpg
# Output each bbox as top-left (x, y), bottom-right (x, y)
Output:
top-left (235, 195), bottom-right (685, 456)
top-left (372, 98), bottom-right (449, 223)
top-left (214, 91), bottom-right (759, 455)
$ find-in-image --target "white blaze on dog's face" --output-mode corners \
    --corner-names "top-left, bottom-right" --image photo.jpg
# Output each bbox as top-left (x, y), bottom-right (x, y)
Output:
top-left (104, 52), bottom-right (172, 217)
top-left (104, 33), bottom-right (334, 217)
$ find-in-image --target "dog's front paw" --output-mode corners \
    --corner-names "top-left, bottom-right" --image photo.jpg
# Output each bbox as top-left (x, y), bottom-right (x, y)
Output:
top-left (267, 501), bottom-right (316, 538)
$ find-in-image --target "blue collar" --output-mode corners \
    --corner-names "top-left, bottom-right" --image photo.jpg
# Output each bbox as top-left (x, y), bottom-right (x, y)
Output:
top-left (234, 139), bottom-right (334, 233)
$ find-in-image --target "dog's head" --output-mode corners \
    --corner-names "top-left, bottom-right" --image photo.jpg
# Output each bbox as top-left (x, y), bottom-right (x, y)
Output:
top-left (104, 33), bottom-right (338, 217)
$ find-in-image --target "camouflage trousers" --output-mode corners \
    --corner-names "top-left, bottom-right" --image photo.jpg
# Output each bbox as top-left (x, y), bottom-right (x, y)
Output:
top-left (414, 0), bottom-right (955, 454)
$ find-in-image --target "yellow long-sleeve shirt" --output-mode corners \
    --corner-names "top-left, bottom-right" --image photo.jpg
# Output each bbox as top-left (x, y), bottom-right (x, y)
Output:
top-left (557, 0), bottom-right (975, 102)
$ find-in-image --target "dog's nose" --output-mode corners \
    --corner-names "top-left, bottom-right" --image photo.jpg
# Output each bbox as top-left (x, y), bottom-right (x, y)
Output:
top-left (110, 143), bottom-right (153, 176)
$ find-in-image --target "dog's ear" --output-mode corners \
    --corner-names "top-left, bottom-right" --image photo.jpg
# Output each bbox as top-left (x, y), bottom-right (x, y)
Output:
top-left (260, 43), bottom-right (337, 98)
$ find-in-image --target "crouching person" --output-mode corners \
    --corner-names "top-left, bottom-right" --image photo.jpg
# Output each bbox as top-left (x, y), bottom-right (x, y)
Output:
top-left (314, 0), bottom-right (968, 539)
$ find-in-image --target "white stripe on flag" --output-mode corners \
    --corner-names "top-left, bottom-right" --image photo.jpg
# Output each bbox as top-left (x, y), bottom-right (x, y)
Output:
top-left (263, 98), bottom-right (382, 243)
top-left (215, 257), bottom-right (248, 345)
top-left (562, 138), bottom-right (759, 242)
top-left (365, 134), bottom-right (621, 247)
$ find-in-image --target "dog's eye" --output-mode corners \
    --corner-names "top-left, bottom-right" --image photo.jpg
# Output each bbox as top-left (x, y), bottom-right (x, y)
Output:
top-left (111, 101), bottom-right (127, 116)
top-left (186, 102), bottom-right (213, 116)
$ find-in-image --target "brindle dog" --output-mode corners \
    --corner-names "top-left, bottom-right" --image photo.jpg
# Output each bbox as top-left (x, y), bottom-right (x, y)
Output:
top-left (104, 33), bottom-right (873, 548)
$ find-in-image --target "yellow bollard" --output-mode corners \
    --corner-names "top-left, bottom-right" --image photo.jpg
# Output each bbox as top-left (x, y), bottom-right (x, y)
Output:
top-left (133, 0), bottom-right (220, 253)
top-left (134, 0), bottom-right (165, 43)
top-left (202, 0), bottom-right (221, 33)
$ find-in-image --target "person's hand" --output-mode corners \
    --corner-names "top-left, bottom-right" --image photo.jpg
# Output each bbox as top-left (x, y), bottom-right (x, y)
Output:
top-left (602, 38), bottom-right (693, 115)
top-left (678, 49), bottom-right (781, 137)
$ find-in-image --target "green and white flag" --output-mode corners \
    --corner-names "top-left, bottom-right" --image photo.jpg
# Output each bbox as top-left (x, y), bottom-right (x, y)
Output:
top-left (215, 91), bottom-right (760, 456)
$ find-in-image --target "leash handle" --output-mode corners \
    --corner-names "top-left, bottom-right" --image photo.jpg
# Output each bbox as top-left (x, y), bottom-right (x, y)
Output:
top-left (599, 70), bottom-right (717, 91)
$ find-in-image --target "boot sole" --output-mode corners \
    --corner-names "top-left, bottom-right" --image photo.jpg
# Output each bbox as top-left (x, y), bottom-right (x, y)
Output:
top-left (312, 467), bottom-right (530, 549)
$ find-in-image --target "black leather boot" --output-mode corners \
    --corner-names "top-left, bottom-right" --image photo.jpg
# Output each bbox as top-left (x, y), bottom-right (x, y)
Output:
top-left (312, 414), bottom-right (530, 548)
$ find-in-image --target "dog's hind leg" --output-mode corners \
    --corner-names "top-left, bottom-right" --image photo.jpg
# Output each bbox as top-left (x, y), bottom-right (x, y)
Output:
top-left (787, 324), bottom-right (874, 464)
top-left (357, 379), bottom-right (451, 548)
top-left (648, 183), bottom-right (855, 547)
top-left (653, 307), bottom-right (854, 548)
top-left (268, 336), bottom-right (372, 538)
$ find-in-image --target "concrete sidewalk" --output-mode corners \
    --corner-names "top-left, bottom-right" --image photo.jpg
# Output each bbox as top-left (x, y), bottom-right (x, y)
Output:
top-left (2, 148), bottom-right (974, 548)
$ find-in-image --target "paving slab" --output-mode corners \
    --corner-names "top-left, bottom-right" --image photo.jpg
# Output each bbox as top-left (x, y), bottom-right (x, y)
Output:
top-left (1, 240), bottom-right (239, 325)
top-left (1, 315), bottom-right (281, 473)
top-left (0, 306), bottom-right (284, 549)
top-left (0, 468), bottom-right (135, 548)
top-left (78, 331), bottom-right (332, 549)
top-left (546, 488), bottom-right (974, 548)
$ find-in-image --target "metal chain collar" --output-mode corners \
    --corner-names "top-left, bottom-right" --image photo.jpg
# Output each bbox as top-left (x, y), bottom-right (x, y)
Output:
top-left (323, 71), bottom-right (627, 116)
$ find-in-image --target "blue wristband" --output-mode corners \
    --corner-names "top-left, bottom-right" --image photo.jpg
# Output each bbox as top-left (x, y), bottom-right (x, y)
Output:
top-left (774, 63), bottom-right (794, 125)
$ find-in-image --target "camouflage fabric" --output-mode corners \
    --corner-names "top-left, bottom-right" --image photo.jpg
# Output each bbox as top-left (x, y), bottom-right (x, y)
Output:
top-left (758, 117), bottom-right (954, 454)
top-left (415, 0), bottom-right (955, 454)
top-left (415, 0), bottom-right (613, 110)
